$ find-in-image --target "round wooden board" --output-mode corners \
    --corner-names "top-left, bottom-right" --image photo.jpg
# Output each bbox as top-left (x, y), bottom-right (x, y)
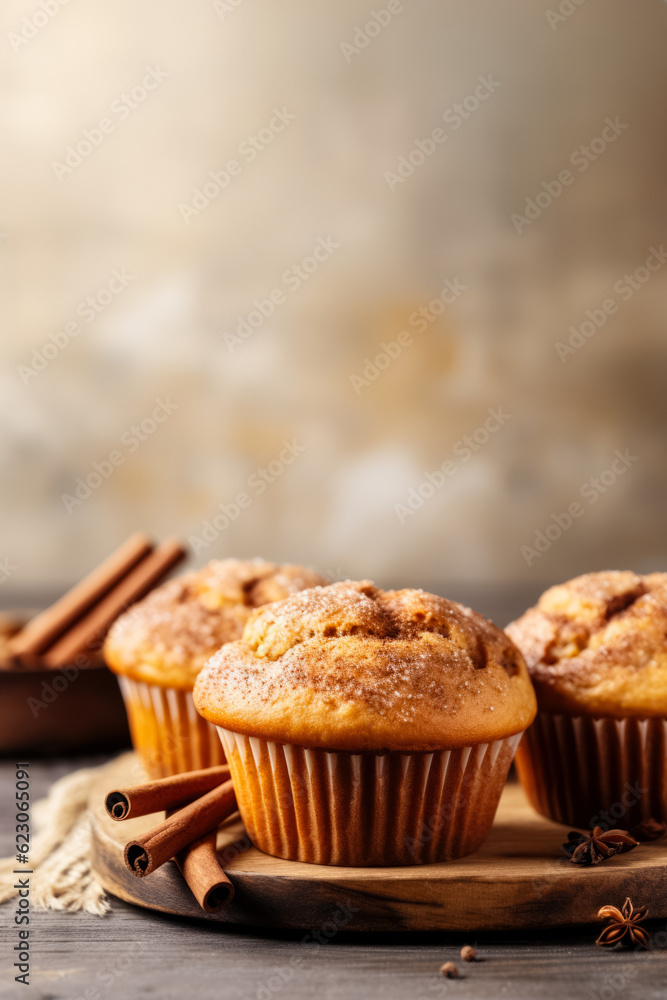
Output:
top-left (90, 753), bottom-right (667, 932)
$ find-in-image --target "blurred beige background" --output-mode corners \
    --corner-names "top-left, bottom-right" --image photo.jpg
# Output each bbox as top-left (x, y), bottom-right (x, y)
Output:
top-left (1, 0), bottom-right (666, 610)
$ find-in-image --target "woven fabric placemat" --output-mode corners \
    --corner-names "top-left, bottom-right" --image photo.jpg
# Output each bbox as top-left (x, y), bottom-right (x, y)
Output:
top-left (0, 762), bottom-right (110, 916)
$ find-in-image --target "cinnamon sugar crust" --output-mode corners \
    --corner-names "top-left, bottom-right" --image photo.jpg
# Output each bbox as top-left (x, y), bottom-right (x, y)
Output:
top-left (506, 571), bottom-right (667, 717)
top-left (193, 581), bottom-right (537, 751)
top-left (104, 559), bottom-right (326, 688)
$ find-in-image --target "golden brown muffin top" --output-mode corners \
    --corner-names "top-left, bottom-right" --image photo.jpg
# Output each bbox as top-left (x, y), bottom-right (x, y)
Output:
top-left (506, 571), bottom-right (667, 717)
top-left (104, 559), bottom-right (326, 688)
top-left (194, 580), bottom-right (537, 751)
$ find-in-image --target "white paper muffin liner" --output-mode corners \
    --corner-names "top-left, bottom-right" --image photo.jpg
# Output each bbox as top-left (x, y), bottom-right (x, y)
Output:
top-left (516, 711), bottom-right (667, 829)
top-left (117, 676), bottom-right (226, 778)
top-left (217, 727), bottom-right (522, 866)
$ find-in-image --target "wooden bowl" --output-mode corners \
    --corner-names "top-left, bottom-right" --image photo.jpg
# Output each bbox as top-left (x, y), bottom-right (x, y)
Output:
top-left (0, 612), bottom-right (130, 755)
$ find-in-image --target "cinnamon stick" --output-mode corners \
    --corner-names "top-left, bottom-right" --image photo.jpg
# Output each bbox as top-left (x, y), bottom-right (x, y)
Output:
top-left (44, 538), bottom-right (186, 668)
top-left (9, 532), bottom-right (153, 657)
top-left (124, 779), bottom-right (236, 877)
top-left (175, 831), bottom-right (235, 911)
top-left (105, 765), bottom-right (230, 821)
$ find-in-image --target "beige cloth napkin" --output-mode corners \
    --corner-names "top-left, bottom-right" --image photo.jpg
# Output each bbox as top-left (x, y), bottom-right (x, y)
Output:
top-left (0, 763), bottom-right (109, 915)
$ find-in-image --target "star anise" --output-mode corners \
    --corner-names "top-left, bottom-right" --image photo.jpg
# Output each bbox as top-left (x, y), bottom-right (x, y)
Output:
top-left (596, 897), bottom-right (649, 950)
top-left (630, 818), bottom-right (667, 842)
top-left (562, 826), bottom-right (639, 865)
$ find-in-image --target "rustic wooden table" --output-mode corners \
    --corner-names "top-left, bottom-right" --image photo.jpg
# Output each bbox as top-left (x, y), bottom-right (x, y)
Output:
top-left (2, 586), bottom-right (666, 998)
top-left (1, 757), bottom-right (666, 1000)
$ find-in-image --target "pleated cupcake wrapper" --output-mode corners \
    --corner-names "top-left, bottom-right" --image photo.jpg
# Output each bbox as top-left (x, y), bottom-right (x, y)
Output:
top-left (217, 727), bottom-right (522, 866)
top-left (117, 676), bottom-right (226, 779)
top-left (516, 711), bottom-right (667, 829)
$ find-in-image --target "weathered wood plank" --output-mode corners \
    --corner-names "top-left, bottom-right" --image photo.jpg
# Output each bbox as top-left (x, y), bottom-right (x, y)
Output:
top-left (2, 759), bottom-right (666, 1000)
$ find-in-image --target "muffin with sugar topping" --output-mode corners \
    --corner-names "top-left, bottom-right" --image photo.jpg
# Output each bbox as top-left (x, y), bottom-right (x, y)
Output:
top-left (507, 570), bottom-right (667, 827)
top-left (194, 580), bottom-right (536, 866)
top-left (105, 558), bottom-right (326, 777)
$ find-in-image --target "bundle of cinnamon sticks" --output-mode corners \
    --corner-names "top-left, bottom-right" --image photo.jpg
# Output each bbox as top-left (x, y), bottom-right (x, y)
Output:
top-left (8, 532), bottom-right (186, 669)
top-left (105, 766), bottom-right (238, 912)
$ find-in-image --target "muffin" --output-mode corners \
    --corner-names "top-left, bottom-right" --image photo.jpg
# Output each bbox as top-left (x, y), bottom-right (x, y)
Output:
top-left (507, 570), bottom-right (667, 829)
top-left (104, 559), bottom-right (326, 777)
top-left (193, 580), bottom-right (536, 866)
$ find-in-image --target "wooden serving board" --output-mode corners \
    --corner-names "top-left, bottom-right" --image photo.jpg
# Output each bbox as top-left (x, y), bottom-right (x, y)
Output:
top-left (90, 753), bottom-right (667, 932)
